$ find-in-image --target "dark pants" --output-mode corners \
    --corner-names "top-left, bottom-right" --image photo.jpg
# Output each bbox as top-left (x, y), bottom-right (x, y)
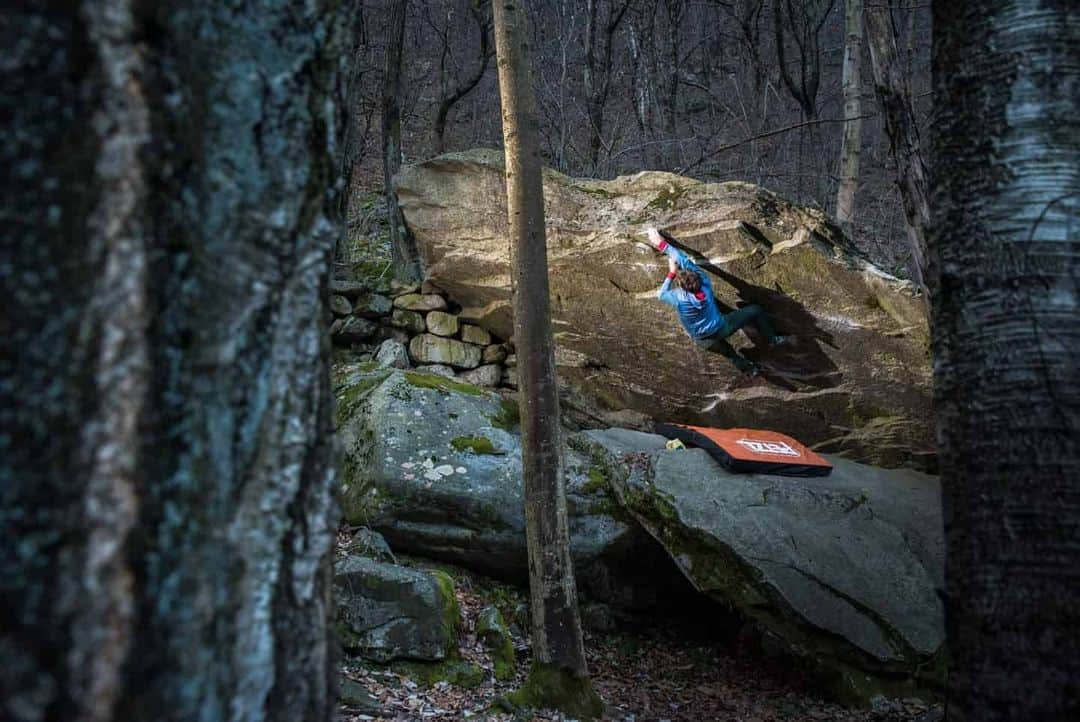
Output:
top-left (694, 305), bottom-right (778, 370)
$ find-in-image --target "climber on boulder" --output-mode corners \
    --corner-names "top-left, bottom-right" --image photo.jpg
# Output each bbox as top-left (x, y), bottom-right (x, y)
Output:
top-left (647, 227), bottom-right (788, 375)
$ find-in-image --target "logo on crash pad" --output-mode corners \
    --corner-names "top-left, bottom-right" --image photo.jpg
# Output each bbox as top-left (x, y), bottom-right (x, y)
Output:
top-left (735, 438), bottom-right (801, 457)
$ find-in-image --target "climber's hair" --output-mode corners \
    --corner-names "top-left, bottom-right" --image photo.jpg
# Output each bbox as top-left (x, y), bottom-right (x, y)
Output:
top-left (675, 268), bottom-right (701, 294)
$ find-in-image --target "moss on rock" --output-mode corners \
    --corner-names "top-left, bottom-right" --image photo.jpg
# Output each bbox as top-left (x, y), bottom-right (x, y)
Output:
top-left (503, 662), bottom-right (604, 720)
top-left (403, 370), bottom-right (486, 396)
top-left (489, 398), bottom-right (520, 430)
top-left (450, 435), bottom-right (499, 455)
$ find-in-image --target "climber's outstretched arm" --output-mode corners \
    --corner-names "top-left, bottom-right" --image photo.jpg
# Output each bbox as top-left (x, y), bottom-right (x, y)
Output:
top-left (647, 228), bottom-right (714, 296)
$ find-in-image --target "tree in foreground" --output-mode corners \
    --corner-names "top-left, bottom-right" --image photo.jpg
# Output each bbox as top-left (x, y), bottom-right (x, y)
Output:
top-left (930, 1), bottom-right (1079, 720)
top-left (490, 0), bottom-right (603, 718)
top-left (0, 1), bottom-right (347, 720)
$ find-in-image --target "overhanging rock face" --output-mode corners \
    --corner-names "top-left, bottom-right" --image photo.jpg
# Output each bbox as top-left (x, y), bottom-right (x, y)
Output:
top-left (394, 149), bottom-right (933, 469)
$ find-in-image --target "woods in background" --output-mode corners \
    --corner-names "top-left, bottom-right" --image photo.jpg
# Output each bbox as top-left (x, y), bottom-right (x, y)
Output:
top-left (346, 0), bottom-right (932, 276)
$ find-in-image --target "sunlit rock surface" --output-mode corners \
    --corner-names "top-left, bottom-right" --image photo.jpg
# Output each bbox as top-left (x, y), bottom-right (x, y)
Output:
top-left (395, 149), bottom-right (933, 469)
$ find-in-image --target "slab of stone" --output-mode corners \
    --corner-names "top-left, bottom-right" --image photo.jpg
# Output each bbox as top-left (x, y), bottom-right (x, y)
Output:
top-left (394, 293), bottom-right (447, 312)
top-left (354, 292), bottom-right (393, 319)
top-left (460, 324), bottom-right (492, 346)
top-left (458, 364), bottom-right (501, 388)
top-left (409, 333), bottom-right (481, 369)
top-left (332, 316), bottom-right (379, 344)
top-left (426, 311), bottom-right (459, 337)
top-left (482, 343), bottom-right (508, 364)
top-left (390, 308), bottom-right (426, 333)
top-left (331, 294), bottom-right (353, 316)
top-left (415, 364), bottom-right (456, 378)
top-left (375, 339), bottom-right (411, 370)
top-left (335, 555), bottom-right (459, 662)
top-left (331, 277), bottom-right (368, 298)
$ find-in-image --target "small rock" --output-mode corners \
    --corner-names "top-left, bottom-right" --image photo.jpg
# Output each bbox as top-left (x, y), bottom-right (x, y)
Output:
top-left (378, 325), bottom-right (411, 345)
top-left (476, 606), bottom-right (515, 681)
top-left (390, 308), bottom-right (426, 333)
top-left (458, 364), bottom-right (501, 388)
top-left (460, 324), bottom-right (491, 346)
top-left (501, 367), bottom-right (518, 388)
top-left (330, 277), bottom-right (367, 298)
top-left (409, 334), bottom-right (482, 369)
top-left (333, 316), bottom-right (379, 344)
top-left (504, 353), bottom-right (517, 368)
top-left (416, 364), bottom-right (456, 378)
top-left (394, 293), bottom-right (447, 312)
top-left (426, 311), bottom-right (460, 338)
top-left (482, 343), bottom-right (508, 364)
top-left (346, 527), bottom-right (396, 563)
top-left (354, 293), bottom-right (393, 319)
top-left (339, 677), bottom-right (384, 714)
top-left (330, 294), bottom-right (353, 316)
top-left (375, 339), bottom-right (411, 370)
top-left (421, 279), bottom-right (444, 295)
top-left (389, 279), bottom-right (420, 296)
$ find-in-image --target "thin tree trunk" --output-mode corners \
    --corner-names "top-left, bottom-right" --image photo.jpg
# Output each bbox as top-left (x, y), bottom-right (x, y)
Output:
top-left (930, 1), bottom-right (1079, 720)
top-left (866, 3), bottom-right (929, 300)
top-left (491, 1), bottom-right (602, 718)
top-left (434, 0), bottom-right (492, 155)
top-left (382, 0), bottom-right (421, 281)
top-left (836, 0), bottom-right (864, 237)
top-left (1, 1), bottom-right (347, 721)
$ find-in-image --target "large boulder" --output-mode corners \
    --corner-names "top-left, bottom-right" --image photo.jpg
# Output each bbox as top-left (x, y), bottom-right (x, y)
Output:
top-left (334, 363), bottom-right (679, 609)
top-left (573, 428), bottom-right (945, 705)
top-left (395, 149), bottom-right (933, 469)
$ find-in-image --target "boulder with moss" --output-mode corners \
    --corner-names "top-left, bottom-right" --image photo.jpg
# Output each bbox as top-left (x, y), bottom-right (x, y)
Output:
top-left (335, 555), bottom-right (460, 663)
top-left (335, 367), bottom-right (677, 609)
top-left (573, 428), bottom-right (945, 705)
top-left (395, 149), bottom-right (934, 469)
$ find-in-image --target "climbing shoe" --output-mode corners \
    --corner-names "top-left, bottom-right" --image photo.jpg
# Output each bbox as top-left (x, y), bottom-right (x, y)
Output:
top-left (736, 358), bottom-right (762, 376)
top-left (770, 335), bottom-right (792, 348)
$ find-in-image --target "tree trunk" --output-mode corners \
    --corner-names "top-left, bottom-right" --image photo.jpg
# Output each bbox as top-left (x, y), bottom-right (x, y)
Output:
top-left (434, 0), bottom-right (493, 155)
top-left (866, 3), bottom-right (930, 299)
top-left (382, 0), bottom-right (421, 281)
top-left (930, 1), bottom-right (1080, 721)
top-left (0, 2), bottom-right (346, 721)
top-left (835, 0), bottom-right (864, 237)
top-left (491, 1), bottom-right (602, 718)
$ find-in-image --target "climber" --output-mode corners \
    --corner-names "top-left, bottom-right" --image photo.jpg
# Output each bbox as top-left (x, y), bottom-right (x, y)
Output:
top-left (646, 227), bottom-right (788, 376)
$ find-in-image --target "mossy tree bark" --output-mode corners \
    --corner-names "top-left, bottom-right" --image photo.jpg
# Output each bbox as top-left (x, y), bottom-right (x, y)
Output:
top-left (0, 1), bottom-right (348, 720)
top-left (930, 1), bottom-right (1079, 720)
top-left (491, 0), bottom-right (602, 718)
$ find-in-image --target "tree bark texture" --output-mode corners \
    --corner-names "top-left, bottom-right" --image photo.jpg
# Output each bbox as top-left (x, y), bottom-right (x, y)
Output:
top-left (866, 4), bottom-right (930, 298)
top-left (836, 0), bottom-right (864, 238)
top-left (0, 2), bottom-right (347, 721)
top-left (434, 0), bottom-right (493, 155)
top-left (382, 0), bottom-right (421, 281)
top-left (930, 1), bottom-right (1079, 720)
top-left (492, 0), bottom-right (590, 679)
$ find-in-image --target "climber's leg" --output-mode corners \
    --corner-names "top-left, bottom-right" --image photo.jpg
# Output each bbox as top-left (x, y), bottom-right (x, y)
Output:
top-left (722, 304), bottom-right (780, 345)
top-left (695, 333), bottom-right (758, 374)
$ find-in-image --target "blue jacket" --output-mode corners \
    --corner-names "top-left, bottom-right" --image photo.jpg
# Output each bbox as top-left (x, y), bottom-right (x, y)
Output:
top-left (657, 242), bottom-right (725, 339)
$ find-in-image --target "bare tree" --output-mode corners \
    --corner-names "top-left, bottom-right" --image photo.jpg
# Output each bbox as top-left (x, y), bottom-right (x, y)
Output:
top-left (835, 0), bottom-right (864, 237)
top-left (584, 0), bottom-right (633, 171)
top-left (434, 0), bottom-right (495, 154)
top-left (0, 1), bottom-right (346, 720)
top-left (866, 2), bottom-right (929, 297)
top-left (930, 1), bottom-right (1080, 720)
top-left (491, 0), bottom-right (603, 717)
top-left (773, 0), bottom-right (837, 120)
top-left (383, 0), bottom-right (421, 280)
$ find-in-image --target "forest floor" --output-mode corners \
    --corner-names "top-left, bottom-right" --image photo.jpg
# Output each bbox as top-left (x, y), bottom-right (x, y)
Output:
top-left (337, 536), bottom-right (942, 722)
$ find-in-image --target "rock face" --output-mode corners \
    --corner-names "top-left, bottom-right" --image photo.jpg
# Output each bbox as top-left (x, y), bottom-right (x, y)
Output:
top-left (395, 149), bottom-right (934, 469)
top-left (335, 555), bottom-right (458, 662)
top-left (409, 334), bottom-right (482, 369)
top-left (574, 428), bottom-right (945, 704)
top-left (335, 364), bottom-right (678, 609)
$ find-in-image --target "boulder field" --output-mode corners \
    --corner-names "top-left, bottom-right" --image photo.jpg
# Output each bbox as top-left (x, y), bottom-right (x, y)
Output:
top-left (394, 149), bottom-right (934, 469)
top-left (335, 362), bottom-right (945, 705)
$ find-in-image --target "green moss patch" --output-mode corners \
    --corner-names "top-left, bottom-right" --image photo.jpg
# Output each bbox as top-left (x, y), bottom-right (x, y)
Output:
top-left (403, 370), bottom-right (486, 396)
top-left (579, 466), bottom-right (609, 495)
top-left (390, 660), bottom-right (485, 689)
top-left (450, 435), bottom-right (499, 455)
top-left (490, 398), bottom-right (520, 431)
top-left (502, 662), bottom-right (604, 720)
top-left (646, 183), bottom-right (691, 211)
